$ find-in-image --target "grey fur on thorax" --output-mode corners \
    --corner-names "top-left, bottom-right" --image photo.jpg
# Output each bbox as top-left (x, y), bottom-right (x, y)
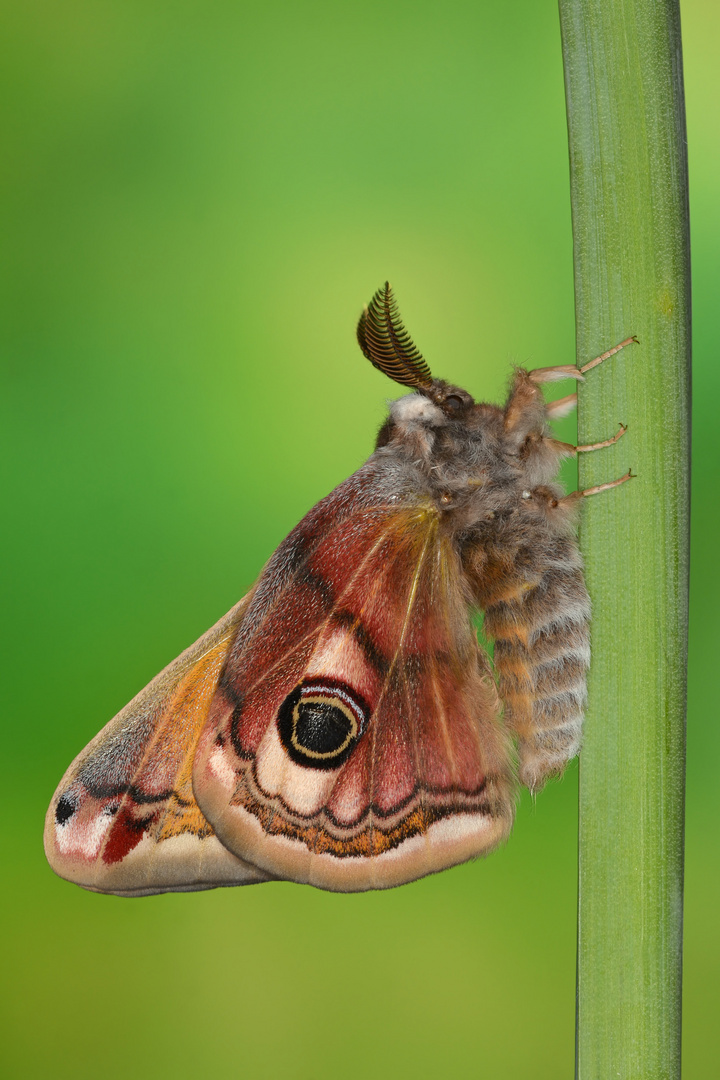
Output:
top-left (371, 386), bottom-right (570, 537)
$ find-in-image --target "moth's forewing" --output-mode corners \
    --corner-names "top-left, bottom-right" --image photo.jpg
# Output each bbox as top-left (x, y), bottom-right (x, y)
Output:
top-left (44, 596), bottom-right (273, 896)
top-left (193, 471), bottom-right (515, 892)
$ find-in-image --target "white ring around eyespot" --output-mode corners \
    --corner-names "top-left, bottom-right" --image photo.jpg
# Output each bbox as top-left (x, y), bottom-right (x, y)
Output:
top-left (300, 684), bottom-right (367, 732)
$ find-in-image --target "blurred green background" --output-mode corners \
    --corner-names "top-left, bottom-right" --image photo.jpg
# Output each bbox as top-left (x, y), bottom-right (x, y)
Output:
top-left (2, 1), bottom-right (716, 1076)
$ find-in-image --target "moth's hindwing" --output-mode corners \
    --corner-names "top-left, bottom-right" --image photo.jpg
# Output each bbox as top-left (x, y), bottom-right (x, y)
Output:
top-left (44, 597), bottom-right (273, 896)
top-left (193, 475), bottom-right (515, 892)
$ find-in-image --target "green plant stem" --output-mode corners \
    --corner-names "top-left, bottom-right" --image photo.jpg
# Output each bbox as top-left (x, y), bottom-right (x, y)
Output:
top-left (558, 2), bottom-right (690, 1077)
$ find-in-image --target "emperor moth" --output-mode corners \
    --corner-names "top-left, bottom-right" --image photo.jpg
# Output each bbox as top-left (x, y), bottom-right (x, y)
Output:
top-left (44, 283), bottom-right (634, 895)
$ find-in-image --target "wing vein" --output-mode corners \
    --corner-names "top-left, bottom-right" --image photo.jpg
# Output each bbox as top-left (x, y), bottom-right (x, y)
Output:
top-left (367, 521), bottom-right (437, 875)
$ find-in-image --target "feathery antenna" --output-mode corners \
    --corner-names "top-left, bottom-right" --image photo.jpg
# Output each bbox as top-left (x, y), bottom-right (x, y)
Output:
top-left (356, 282), bottom-right (434, 389)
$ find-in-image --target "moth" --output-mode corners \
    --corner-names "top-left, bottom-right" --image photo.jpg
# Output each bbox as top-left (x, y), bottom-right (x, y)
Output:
top-left (44, 283), bottom-right (634, 896)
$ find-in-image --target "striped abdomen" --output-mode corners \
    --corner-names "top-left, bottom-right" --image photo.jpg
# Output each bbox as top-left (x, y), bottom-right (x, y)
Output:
top-left (472, 536), bottom-right (590, 792)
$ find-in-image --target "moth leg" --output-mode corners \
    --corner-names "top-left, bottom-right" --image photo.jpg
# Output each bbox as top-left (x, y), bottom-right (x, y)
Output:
top-left (528, 335), bottom-right (638, 385)
top-left (545, 393), bottom-right (577, 420)
top-left (561, 469), bottom-right (634, 504)
top-left (549, 423), bottom-right (627, 458)
top-left (576, 424), bottom-right (627, 453)
top-left (579, 336), bottom-right (639, 374)
top-left (503, 368), bottom-right (550, 443)
top-left (528, 364), bottom-right (584, 385)
top-left (504, 332), bottom-right (637, 446)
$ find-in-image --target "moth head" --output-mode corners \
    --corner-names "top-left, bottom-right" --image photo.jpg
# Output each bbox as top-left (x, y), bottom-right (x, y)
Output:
top-left (357, 282), bottom-right (476, 429)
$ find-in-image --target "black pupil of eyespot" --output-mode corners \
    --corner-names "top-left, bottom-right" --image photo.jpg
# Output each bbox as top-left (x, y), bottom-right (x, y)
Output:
top-left (446, 395), bottom-right (463, 410)
top-left (277, 684), bottom-right (365, 769)
top-left (55, 795), bottom-right (76, 825)
top-left (295, 702), bottom-right (352, 755)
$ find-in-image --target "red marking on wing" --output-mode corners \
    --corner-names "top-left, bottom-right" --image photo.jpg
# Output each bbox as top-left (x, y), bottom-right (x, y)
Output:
top-left (358, 537), bottom-right (500, 817)
top-left (102, 805), bottom-right (156, 865)
top-left (368, 680), bottom-right (417, 814)
top-left (401, 552), bottom-right (493, 793)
